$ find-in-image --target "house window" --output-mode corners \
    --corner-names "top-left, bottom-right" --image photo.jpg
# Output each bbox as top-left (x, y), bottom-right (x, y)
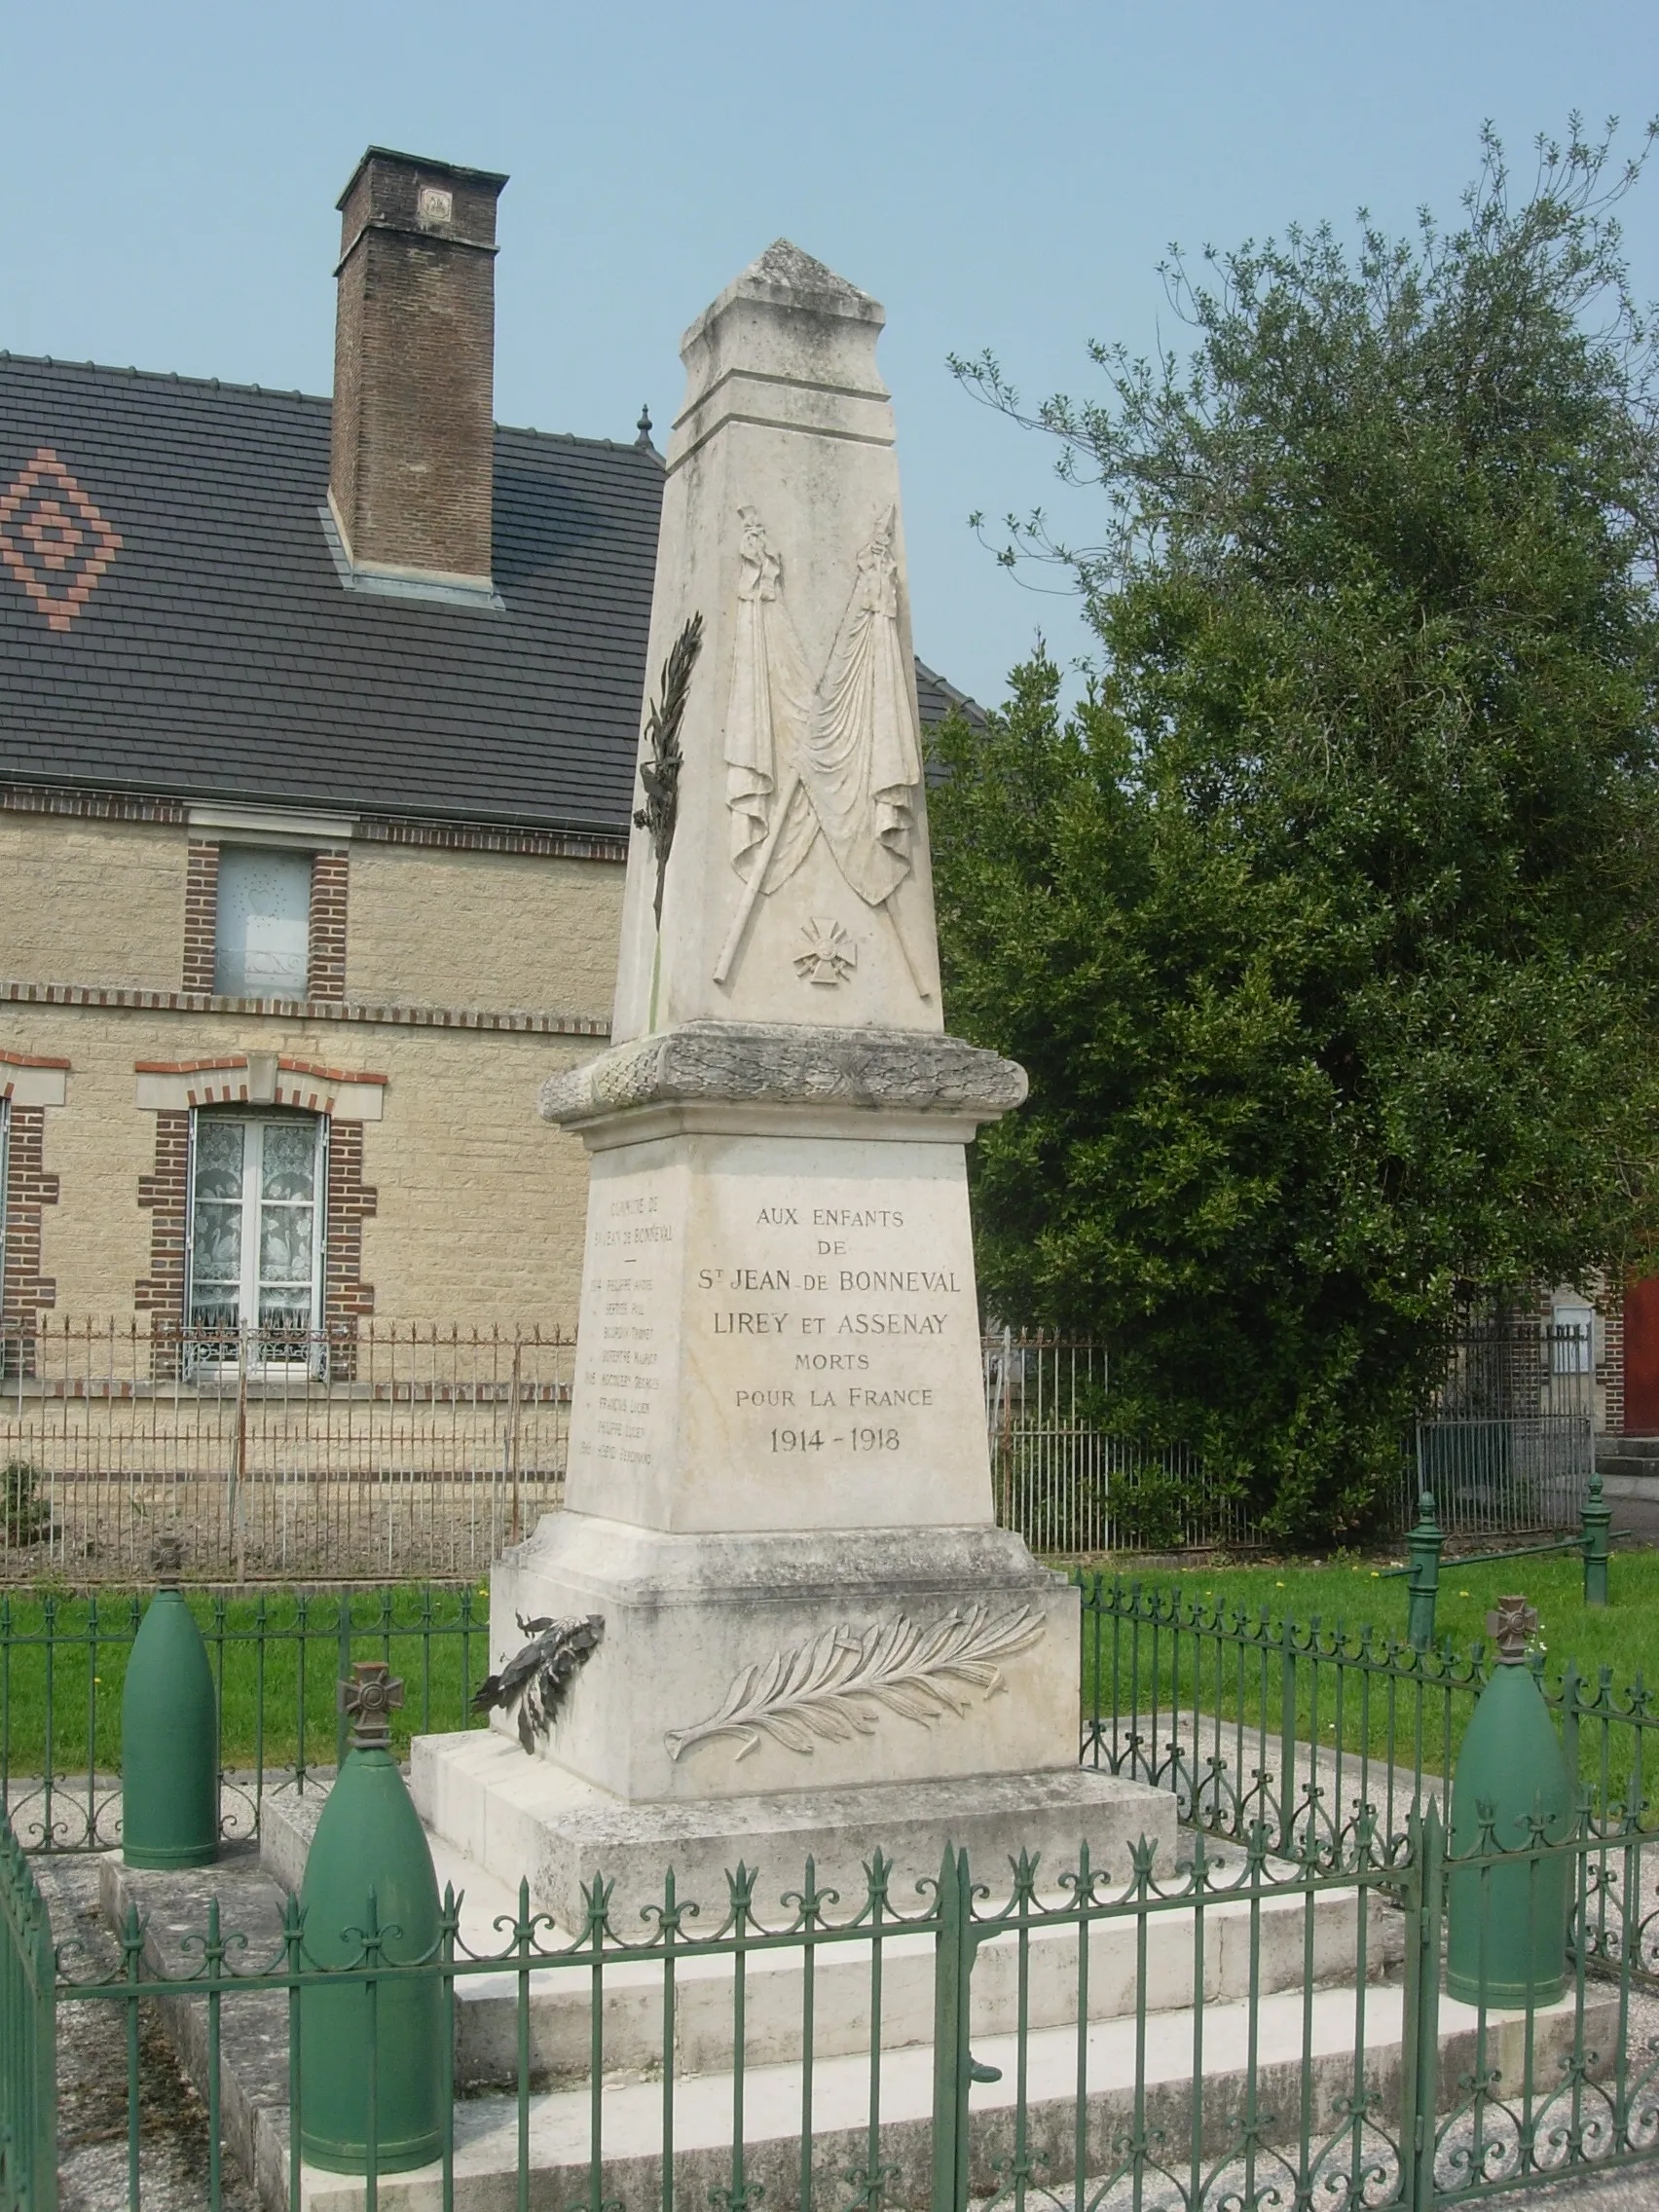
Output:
top-left (1552, 1302), bottom-right (1595, 1377)
top-left (187, 1113), bottom-right (326, 1365)
top-left (214, 848), bottom-right (312, 998)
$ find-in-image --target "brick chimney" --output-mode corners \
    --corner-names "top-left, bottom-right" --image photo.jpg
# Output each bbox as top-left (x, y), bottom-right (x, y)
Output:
top-left (328, 147), bottom-right (508, 600)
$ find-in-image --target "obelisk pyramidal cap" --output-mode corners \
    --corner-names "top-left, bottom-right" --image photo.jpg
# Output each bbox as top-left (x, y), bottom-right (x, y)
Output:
top-left (412, 244), bottom-right (1172, 1921)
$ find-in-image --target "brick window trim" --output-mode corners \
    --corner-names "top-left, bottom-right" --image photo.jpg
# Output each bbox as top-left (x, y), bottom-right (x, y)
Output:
top-left (309, 849), bottom-right (349, 1001)
top-left (182, 840), bottom-right (219, 993)
top-left (2, 1103), bottom-right (59, 1344)
top-left (137, 1100), bottom-right (379, 1354)
top-left (0, 1049), bottom-right (70, 1109)
top-left (132, 1053), bottom-right (386, 1119)
top-left (134, 1108), bottom-right (190, 1326)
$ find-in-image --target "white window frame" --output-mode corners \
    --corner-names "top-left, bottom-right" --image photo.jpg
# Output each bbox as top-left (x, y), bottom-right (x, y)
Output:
top-left (184, 1110), bottom-right (329, 1379)
top-left (1551, 1303), bottom-right (1595, 1378)
top-left (212, 845), bottom-right (315, 1000)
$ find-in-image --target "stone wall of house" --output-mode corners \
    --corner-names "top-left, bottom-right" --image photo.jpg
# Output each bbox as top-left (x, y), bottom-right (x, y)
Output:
top-left (346, 843), bottom-right (621, 1014)
top-left (1, 808), bottom-right (625, 1330)
top-left (0, 812), bottom-right (187, 991)
top-left (1, 1006), bottom-right (600, 1328)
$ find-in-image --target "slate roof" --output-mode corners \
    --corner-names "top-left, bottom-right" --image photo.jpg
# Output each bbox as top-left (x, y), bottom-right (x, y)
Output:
top-left (0, 355), bottom-right (980, 837)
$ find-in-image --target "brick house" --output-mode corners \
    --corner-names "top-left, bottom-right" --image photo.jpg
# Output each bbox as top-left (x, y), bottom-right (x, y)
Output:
top-left (0, 147), bottom-right (974, 1371)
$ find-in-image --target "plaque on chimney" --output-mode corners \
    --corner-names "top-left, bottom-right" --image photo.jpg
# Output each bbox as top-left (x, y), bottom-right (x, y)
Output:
top-left (417, 186), bottom-right (453, 228)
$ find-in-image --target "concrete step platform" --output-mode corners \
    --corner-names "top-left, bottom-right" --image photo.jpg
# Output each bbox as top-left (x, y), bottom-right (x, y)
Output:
top-left (1592, 1459), bottom-right (1659, 1493)
top-left (1597, 1432), bottom-right (1659, 1466)
top-left (253, 1788), bottom-right (1397, 2085)
top-left (287, 1980), bottom-right (1612, 2212)
top-left (408, 1728), bottom-right (1180, 1934)
top-left (96, 1837), bottom-right (1576, 2212)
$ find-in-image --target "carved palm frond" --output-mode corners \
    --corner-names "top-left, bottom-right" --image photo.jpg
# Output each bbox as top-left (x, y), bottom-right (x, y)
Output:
top-left (473, 1612), bottom-right (604, 1754)
top-left (632, 611), bottom-right (704, 927)
top-left (663, 1604), bottom-right (1043, 1763)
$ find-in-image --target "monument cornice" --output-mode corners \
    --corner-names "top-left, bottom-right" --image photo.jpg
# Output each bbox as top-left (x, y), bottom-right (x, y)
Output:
top-left (537, 1020), bottom-right (1027, 1129)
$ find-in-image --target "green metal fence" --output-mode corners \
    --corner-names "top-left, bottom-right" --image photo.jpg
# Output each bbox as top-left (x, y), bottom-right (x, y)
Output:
top-left (2, 1575), bottom-right (1656, 1865)
top-left (1081, 1573), bottom-right (1659, 1857)
top-left (21, 1805), bottom-right (1659, 2211)
top-left (0, 1584), bottom-right (486, 1853)
top-left (0, 1820), bottom-right (53, 2212)
top-left (2, 1580), bottom-right (1659, 2204)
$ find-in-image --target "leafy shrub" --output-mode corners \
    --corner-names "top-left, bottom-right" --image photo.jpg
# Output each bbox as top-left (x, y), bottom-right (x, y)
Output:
top-left (2, 1460), bottom-right (54, 1548)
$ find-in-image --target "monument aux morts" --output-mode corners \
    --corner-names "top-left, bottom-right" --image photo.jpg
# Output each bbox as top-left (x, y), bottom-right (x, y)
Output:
top-left (414, 241), bottom-right (1172, 1917)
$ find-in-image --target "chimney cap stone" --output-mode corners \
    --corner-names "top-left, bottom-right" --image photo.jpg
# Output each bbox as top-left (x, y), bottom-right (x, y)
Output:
top-left (745, 239), bottom-right (878, 309)
top-left (335, 144), bottom-right (509, 212)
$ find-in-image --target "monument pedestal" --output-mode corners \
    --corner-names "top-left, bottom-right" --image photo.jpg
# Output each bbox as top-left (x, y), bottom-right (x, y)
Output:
top-left (415, 1508), bottom-right (1175, 1922)
top-left (461, 1517), bottom-right (1081, 1802)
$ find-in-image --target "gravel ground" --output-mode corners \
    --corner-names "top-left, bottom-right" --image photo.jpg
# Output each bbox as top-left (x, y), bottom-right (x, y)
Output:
top-left (39, 1855), bottom-right (259, 2212)
top-left (1509, 2168), bottom-right (1659, 2208)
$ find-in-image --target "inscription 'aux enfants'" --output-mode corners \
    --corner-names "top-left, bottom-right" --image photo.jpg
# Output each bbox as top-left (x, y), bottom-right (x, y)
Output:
top-left (581, 1186), bottom-right (974, 1467)
top-left (694, 1200), bottom-right (974, 1457)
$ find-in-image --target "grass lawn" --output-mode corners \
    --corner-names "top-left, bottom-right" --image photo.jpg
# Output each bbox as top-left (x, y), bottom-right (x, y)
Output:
top-left (0, 1585), bottom-right (494, 1779)
top-left (1089, 1546), bottom-right (1659, 1686)
top-left (3, 1550), bottom-right (1655, 1819)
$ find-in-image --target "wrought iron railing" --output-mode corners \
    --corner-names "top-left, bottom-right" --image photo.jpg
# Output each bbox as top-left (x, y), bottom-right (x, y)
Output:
top-left (1080, 1572), bottom-right (1659, 1851)
top-left (983, 1329), bottom-right (1252, 1555)
top-left (989, 1318), bottom-right (1604, 1552)
top-left (3, 1571), bottom-right (1659, 2201)
top-left (0, 1584), bottom-right (487, 1854)
top-left (0, 1319), bottom-right (574, 1581)
top-left (28, 1803), bottom-right (1659, 2211)
top-left (6, 1570), bottom-right (1655, 1872)
top-left (1412, 1320), bottom-right (1597, 1535)
top-left (3, 1320), bottom-right (1238, 1580)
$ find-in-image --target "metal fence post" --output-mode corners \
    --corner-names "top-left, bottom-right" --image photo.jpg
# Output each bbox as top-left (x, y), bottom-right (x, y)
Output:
top-left (930, 1845), bottom-right (973, 2212)
top-left (507, 1336), bottom-right (524, 1547)
top-left (1405, 1492), bottom-right (1443, 1652)
top-left (0, 1809), bottom-right (57, 2212)
top-left (1399, 1801), bottom-right (1445, 2210)
top-left (1581, 1472), bottom-right (1611, 1608)
top-left (1278, 1628), bottom-right (1299, 1856)
top-left (335, 1599), bottom-right (353, 1775)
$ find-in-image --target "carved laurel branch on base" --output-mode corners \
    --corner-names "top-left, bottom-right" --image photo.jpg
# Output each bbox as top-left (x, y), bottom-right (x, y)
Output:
top-left (663, 1604), bottom-right (1043, 1764)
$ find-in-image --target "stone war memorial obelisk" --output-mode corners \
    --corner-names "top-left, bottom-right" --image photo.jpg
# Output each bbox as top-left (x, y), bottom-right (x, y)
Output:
top-left (414, 241), bottom-right (1172, 1920)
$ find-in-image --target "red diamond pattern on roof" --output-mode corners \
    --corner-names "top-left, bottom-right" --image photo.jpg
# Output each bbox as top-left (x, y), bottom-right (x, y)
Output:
top-left (0, 446), bottom-right (122, 633)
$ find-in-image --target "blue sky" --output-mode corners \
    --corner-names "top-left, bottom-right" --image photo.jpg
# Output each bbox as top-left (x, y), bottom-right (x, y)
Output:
top-left (7, 2), bottom-right (1655, 708)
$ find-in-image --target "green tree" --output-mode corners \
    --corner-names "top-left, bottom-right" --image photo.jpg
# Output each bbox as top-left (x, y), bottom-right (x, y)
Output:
top-left (934, 123), bottom-right (1659, 1539)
